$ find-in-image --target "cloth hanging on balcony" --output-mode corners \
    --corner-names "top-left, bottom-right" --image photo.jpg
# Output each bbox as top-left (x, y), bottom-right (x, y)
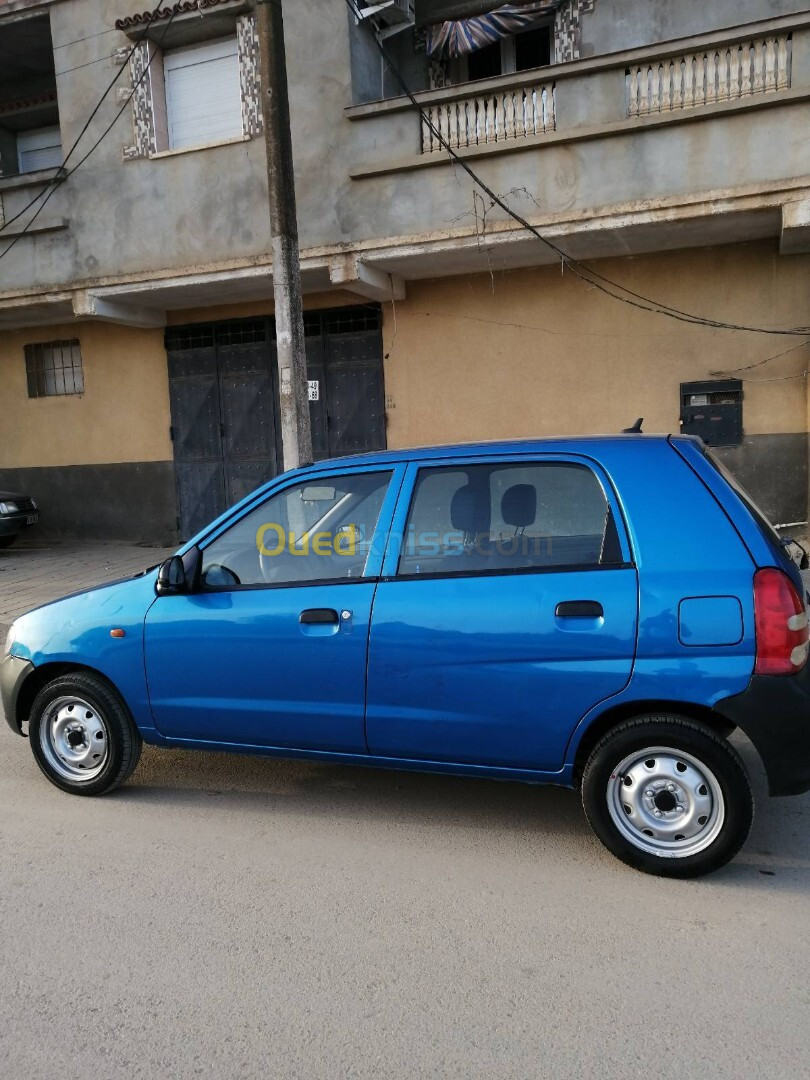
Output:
top-left (425, 1), bottom-right (558, 57)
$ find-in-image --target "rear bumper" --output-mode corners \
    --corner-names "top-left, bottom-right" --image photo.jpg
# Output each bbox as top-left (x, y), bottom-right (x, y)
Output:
top-left (714, 663), bottom-right (810, 796)
top-left (0, 654), bottom-right (33, 735)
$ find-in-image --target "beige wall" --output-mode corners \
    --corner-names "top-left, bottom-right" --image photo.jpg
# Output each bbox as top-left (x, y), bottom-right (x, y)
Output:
top-left (381, 242), bottom-right (810, 448)
top-left (0, 291), bottom-right (368, 470)
top-left (0, 321), bottom-right (171, 469)
top-left (1, 243), bottom-right (807, 472)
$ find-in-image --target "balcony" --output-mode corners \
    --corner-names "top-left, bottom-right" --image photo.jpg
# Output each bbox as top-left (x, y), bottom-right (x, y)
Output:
top-left (420, 79), bottom-right (556, 154)
top-left (342, 11), bottom-right (810, 280)
top-left (627, 32), bottom-right (792, 118)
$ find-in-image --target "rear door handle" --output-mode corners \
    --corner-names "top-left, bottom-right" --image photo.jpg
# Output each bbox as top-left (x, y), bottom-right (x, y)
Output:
top-left (555, 601), bottom-right (604, 618)
top-left (299, 608), bottom-right (339, 625)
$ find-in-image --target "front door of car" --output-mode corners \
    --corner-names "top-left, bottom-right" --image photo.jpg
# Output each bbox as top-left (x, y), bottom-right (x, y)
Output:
top-left (365, 457), bottom-right (639, 771)
top-left (144, 465), bottom-right (402, 751)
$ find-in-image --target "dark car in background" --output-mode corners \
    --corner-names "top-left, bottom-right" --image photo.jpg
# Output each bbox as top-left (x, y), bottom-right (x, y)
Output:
top-left (0, 492), bottom-right (39, 548)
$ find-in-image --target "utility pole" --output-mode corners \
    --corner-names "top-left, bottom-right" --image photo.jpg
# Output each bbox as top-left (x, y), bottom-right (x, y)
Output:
top-left (256, 0), bottom-right (312, 469)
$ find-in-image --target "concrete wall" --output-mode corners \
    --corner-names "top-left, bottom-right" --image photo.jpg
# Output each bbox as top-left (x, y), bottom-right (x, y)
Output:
top-left (580, 0), bottom-right (805, 57)
top-left (2, 2), bottom-right (809, 300)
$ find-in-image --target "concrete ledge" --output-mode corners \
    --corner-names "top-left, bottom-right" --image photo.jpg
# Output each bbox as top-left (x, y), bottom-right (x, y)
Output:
top-left (349, 89), bottom-right (810, 180)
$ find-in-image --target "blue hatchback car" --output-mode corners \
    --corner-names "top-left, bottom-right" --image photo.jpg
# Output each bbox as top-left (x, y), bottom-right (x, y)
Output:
top-left (2, 435), bottom-right (809, 876)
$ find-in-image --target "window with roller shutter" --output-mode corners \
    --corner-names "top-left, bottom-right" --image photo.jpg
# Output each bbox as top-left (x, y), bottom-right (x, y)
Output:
top-left (163, 37), bottom-right (242, 151)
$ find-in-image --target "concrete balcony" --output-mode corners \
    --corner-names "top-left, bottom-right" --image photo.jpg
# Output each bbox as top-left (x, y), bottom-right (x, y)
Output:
top-left (343, 11), bottom-right (810, 281)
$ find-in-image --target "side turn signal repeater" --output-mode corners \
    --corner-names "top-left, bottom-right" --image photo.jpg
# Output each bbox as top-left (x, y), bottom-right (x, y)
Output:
top-left (110, 628), bottom-right (126, 639)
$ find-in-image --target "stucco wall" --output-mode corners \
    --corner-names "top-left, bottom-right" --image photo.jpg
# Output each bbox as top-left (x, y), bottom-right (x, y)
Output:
top-left (381, 241), bottom-right (809, 444)
top-left (1, 1), bottom-right (809, 302)
top-left (0, 320), bottom-right (171, 469)
top-left (380, 241), bottom-right (810, 520)
top-left (580, 0), bottom-right (805, 58)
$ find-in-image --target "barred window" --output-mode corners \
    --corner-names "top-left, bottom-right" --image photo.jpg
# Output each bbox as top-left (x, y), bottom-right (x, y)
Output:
top-left (25, 340), bottom-right (84, 398)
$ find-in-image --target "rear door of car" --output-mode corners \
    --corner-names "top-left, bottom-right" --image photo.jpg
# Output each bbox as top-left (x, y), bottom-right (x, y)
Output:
top-left (365, 454), bottom-right (639, 771)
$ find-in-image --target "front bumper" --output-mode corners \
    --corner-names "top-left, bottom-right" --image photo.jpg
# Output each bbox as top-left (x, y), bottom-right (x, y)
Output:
top-left (0, 654), bottom-right (34, 735)
top-left (714, 662), bottom-right (810, 796)
top-left (0, 513), bottom-right (38, 536)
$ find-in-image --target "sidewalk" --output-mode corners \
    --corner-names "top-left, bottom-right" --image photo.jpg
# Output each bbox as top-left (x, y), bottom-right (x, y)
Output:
top-left (0, 539), bottom-right (175, 640)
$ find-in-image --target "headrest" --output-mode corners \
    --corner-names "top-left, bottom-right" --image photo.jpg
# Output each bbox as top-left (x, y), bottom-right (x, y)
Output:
top-left (501, 484), bottom-right (537, 528)
top-left (450, 484), bottom-right (490, 535)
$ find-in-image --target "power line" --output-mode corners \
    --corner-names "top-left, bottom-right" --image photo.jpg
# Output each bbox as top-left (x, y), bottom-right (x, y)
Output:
top-left (344, 0), bottom-right (810, 337)
top-left (0, 0), bottom-right (165, 239)
top-left (56, 53), bottom-right (120, 79)
top-left (710, 337), bottom-right (810, 376)
top-left (52, 27), bottom-right (119, 51)
top-left (0, 8), bottom-right (177, 265)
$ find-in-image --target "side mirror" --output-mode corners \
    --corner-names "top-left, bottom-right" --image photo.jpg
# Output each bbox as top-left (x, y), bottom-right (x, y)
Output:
top-left (156, 555), bottom-right (187, 596)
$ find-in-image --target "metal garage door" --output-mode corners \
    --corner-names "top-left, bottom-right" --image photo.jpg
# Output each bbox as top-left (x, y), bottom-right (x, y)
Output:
top-left (166, 307), bottom-right (385, 539)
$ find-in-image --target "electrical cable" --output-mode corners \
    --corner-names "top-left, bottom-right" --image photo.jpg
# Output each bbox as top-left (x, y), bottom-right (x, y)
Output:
top-left (709, 337), bottom-right (810, 376)
top-left (344, 0), bottom-right (810, 337)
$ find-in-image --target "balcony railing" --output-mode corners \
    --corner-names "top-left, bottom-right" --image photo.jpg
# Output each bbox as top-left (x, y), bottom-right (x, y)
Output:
top-left (420, 82), bottom-right (555, 154)
top-left (627, 33), bottom-right (792, 117)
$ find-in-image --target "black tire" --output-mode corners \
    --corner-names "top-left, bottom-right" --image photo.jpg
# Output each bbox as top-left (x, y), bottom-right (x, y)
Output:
top-left (0, 535), bottom-right (16, 549)
top-left (581, 715), bottom-right (753, 878)
top-left (29, 672), bottom-right (142, 796)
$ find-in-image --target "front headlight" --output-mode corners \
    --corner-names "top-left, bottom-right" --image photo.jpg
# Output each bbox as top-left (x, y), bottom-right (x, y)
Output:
top-left (0, 501), bottom-right (19, 515)
top-left (3, 624), bottom-right (15, 657)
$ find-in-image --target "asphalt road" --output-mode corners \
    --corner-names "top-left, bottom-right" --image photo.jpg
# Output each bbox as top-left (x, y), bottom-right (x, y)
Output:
top-left (1, 732), bottom-right (809, 1079)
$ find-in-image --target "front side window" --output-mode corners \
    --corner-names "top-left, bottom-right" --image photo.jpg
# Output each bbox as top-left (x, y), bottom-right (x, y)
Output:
top-left (398, 461), bottom-right (621, 577)
top-left (200, 471), bottom-right (393, 588)
top-left (164, 37), bottom-right (242, 150)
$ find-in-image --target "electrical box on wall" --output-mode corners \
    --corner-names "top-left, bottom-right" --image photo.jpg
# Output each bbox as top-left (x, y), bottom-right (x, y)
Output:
top-left (679, 379), bottom-right (743, 447)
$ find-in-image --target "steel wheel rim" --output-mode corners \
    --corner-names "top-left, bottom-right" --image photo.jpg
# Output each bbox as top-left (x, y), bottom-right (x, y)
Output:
top-left (39, 696), bottom-right (110, 782)
top-left (607, 745), bottom-right (725, 858)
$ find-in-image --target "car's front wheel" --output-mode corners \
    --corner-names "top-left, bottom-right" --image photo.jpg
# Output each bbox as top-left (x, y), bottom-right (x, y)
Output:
top-left (29, 672), bottom-right (142, 796)
top-left (581, 715), bottom-right (753, 878)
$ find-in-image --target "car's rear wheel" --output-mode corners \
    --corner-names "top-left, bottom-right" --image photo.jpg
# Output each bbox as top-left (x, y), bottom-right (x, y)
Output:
top-left (29, 672), bottom-right (142, 796)
top-left (581, 715), bottom-right (753, 878)
top-left (0, 535), bottom-right (16, 549)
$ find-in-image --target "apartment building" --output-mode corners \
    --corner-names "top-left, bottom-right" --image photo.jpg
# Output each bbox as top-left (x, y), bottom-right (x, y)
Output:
top-left (0, 0), bottom-right (808, 541)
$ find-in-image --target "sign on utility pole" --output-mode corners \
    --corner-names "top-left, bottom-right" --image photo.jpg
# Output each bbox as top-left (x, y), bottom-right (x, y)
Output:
top-left (256, 0), bottom-right (313, 470)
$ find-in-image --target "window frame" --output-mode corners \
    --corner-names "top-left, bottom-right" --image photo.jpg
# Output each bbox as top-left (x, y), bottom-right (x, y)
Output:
top-left (457, 17), bottom-right (554, 83)
top-left (24, 339), bottom-right (84, 398)
top-left (381, 454), bottom-right (634, 582)
top-left (194, 463), bottom-right (407, 593)
top-left (16, 125), bottom-right (63, 174)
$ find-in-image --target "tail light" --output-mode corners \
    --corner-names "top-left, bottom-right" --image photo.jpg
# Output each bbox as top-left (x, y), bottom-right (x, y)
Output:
top-left (754, 568), bottom-right (809, 676)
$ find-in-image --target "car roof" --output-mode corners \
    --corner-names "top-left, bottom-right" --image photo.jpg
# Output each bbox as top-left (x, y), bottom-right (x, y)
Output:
top-left (301, 434), bottom-right (691, 471)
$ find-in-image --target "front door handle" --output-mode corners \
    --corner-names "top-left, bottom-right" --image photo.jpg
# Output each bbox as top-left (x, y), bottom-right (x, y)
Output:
top-left (299, 608), bottom-right (339, 625)
top-left (555, 600), bottom-right (604, 618)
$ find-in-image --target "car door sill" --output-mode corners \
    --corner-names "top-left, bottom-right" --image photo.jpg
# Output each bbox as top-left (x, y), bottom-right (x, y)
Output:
top-left (154, 736), bottom-right (574, 786)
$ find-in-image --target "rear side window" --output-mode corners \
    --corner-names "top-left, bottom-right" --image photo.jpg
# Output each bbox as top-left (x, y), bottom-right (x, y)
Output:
top-left (397, 461), bottom-right (622, 577)
top-left (704, 451), bottom-right (781, 542)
